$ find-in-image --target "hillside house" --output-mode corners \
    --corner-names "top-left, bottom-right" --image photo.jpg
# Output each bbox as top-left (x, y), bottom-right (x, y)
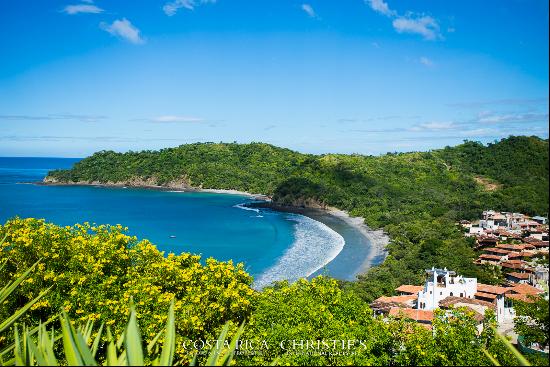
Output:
top-left (417, 268), bottom-right (477, 310)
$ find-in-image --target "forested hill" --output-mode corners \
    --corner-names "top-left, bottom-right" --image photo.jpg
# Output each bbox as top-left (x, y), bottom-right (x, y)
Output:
top-left (437, 136), bottom-right (549, 216)
top-left (46, 136), bottom-right (549, 300)
top-left (47, 136), bottom-right (549, 221)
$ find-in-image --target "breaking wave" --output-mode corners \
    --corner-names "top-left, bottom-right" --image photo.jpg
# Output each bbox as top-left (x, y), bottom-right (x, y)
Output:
top-left (253, 213), bottom-right (345, 289)
top-left (233, 203), bottom-right (260, 213)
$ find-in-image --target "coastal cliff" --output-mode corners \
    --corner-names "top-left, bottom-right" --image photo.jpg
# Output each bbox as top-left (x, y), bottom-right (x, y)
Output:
top-left (43, 175), bottom-right (193, 190)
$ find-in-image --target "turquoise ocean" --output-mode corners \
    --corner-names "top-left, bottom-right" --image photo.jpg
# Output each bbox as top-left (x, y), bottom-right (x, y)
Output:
top-left (0, 157), bottom-right (347, 288)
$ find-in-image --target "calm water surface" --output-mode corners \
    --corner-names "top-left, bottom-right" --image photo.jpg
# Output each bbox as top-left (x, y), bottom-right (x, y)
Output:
top-left (0, 157), bottom-right (345, 286)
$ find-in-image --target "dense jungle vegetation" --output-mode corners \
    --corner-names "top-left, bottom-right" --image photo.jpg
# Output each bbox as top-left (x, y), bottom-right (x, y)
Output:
top-left (47, 136), bottom-right (549, 301)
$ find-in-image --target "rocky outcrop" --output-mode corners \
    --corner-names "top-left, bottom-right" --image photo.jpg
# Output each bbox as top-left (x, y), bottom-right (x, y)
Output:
top-left (43, 176), bottom-right (60, 184)
top-left (42, 175), bottom-right (193, 190)
top-left (272, 196), bottom-right (328, 209)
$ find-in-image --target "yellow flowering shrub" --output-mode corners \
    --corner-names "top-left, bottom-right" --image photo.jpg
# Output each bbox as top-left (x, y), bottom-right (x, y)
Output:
top-left (0, 217), bottom-right (255, 362)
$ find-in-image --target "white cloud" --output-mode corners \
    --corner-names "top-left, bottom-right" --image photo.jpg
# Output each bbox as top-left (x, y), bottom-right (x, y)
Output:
top-left (100, 18), bottom-right (145, 44)
top-left (448, 98), bottom-right (549, 108)
top-left (419, 56), bottom-right (434, 67)
top-left (151, 115), bottom-right (204, 123)
top-left (392, 15), bottom-right (441, 40)
top-left (366, 0), bottom-right (396, 17)
top-left (420, 122), bottom-right (454, 130)
top-left (163, 0), bottom-right (216, 16)
top-left (62, 4), bottom-right (103, 15)
top-left (459, 128), bottom-right (498, 138)
top-left (476, 112), bottom-right (549, 124)
top-left (301, 4), bottom-right (317, 18)
top-left (410, 121), bottom-right (455, 131)
top-left (365, 1), bottom-right (443, 41)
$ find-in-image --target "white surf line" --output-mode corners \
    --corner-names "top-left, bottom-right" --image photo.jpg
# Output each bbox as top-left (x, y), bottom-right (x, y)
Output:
top-left (233, 203), bottom-right (261, 213)
top-left (253, 213), bottom-right (345, 289)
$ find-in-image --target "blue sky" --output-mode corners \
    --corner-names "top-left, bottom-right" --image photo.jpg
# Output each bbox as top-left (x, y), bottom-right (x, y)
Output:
top-left (0, 0), bottom-right (548, 157)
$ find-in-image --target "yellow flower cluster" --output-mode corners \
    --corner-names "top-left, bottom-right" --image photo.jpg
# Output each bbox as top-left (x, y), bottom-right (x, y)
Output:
top-left (0, 217), bottom-right (256, 362)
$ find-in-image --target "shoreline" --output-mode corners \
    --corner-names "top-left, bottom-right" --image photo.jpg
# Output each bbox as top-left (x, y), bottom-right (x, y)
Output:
top-left (324, 207), bottom-right (390, 275)
top-left (38, 180), bottom-right (270, 200)
top-left (248, 202), bottom-right (389, 280)
top-left (39, 179), bottom-right (388, 280)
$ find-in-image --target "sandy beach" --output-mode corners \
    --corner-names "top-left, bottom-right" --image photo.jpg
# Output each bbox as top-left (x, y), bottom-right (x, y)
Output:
top-left (324, 207), bottom-right (390, 274)
top-left (248, 202), bottom-right (389, 280)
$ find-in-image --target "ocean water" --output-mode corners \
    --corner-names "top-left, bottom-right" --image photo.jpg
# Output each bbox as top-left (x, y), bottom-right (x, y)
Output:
top-left (0, 157), bottom-right (345, 287)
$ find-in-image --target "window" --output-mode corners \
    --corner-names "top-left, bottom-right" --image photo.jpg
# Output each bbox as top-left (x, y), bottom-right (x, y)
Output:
top-left (450, 292), bottom-right (453, 296)
top-left (460, 293), bottom-right (463, 297)
top-left (440, 292), bottom-right (442, 295)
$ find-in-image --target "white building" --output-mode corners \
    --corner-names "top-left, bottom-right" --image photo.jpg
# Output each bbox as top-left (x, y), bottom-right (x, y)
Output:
top-left (468, 226), bottom-right (485, 235)
top-left (481, 211), bottom-right (509, 229)
top-left (417, 268), bottom-right (477, 311)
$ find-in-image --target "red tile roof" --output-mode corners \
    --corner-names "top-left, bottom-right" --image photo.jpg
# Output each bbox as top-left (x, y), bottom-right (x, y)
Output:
top-left (500, 261), bottom-right (529, 270)
top-left (484, 247), bottom-right (511, 255)
top-left (477, 283), bottom-right (510, 295)
top-left (509, 284), bottom-right (544, 295)
top-left (505, 259), bottom-right (525, 264)
top-left (475, 291), bottom-right (498, 300)
top-left (389, 307), bottom-right (434, 322)
top-left (374, 295), bottom-right (418, 304)
top-left (395, 285), bottom-right (424, 294)
top-left (497, 243), bottom-right (535, 251)
top-left (507, 252), bottom-right (522, 259)
top-left (478, 254), bottom-right (502, 261)
top-left (505, 293), bottom-right (540, 303)
top-left (439, 296), bottom-right (495, 309)
top-left (478, 237), bottom-right (499, 243)
top-left (524, 237), bottom-right (547, 245)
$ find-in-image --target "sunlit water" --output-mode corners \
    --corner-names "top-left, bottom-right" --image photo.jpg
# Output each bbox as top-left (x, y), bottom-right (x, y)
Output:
top-left (0, 157), bottom-right (345, 287)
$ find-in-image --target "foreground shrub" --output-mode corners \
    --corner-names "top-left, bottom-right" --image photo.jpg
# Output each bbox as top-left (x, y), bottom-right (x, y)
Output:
top-left (0, 218), bottom-right (255, 362)
top-left (238, 277), bottom-right (524, 366)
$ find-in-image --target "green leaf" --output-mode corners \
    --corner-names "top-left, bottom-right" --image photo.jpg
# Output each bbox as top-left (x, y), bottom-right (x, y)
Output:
top-left (205, 323), bottom-right (229, 366)
top-left (0, 287), bottom-right (51, 333)
top-left (91, 323), bottom-right (104, 358)
top-left (483, 349), bottom-right (501, 366)
top-left (124, 308), bottom-right (144, 366)
top-left (0, 260), bottom-right (41, 304)
top-left (494, 330), bottom-right (530, 366)
top-left (59, 313), bottom-right (84, 366)
top-left (105, 327), bottom-right (119, 367)
top-left (157, 300), bottom-right (176, 366)
top-left (220, 322), bottom-right (245, 366)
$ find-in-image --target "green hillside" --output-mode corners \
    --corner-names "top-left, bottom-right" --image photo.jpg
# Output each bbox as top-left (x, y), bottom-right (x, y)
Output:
top-left (47, 136), bottom-right (549, 300)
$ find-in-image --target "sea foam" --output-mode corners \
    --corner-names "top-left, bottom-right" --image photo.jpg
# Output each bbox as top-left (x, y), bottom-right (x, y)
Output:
top-left (253, 212), bottom-right (345, 289)
top-left (233, 203), bottom-right (260, 213)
